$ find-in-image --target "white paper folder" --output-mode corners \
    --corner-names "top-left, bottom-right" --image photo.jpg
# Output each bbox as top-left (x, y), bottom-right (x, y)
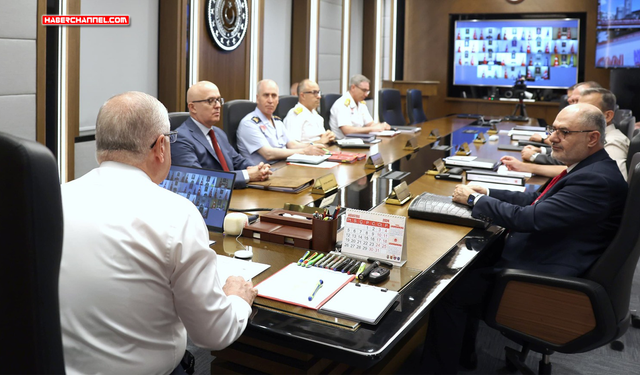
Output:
top-left (319, 282), bottom-right (399, 324)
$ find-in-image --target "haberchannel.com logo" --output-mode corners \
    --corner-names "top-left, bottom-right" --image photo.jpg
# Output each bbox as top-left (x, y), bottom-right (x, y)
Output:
top-left (42, 15), bottom-right (130, 26)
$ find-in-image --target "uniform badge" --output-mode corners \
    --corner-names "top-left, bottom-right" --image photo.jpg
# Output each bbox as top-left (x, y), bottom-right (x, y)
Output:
top-left (294, 107), bottom-right (303, 115)
top-left (360, 100), bottom-right (366, 104)
top-left (252, 116), bottom-right (260, 123)
top-left (344, 98), bottom-right (350, 106)
top-left (274, 115), bottom-right (282, 121)
top-left (259, 124), bottom-right (267, 132)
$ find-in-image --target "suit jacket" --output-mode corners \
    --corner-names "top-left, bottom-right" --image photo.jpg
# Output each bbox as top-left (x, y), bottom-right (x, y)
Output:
top-left (533, 152), bottom-right (564, 165)
top-left (171, 117), bottom-right (251, 188)
top-left (473, 148), bottom-right (627, 277)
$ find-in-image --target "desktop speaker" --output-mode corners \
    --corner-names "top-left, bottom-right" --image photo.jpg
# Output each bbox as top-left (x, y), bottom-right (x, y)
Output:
top-left (224, 212), bottom-right (248, 236)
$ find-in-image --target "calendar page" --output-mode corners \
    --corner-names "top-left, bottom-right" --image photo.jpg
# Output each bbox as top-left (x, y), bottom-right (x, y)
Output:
top-left (341, 208), bottom-right (407, 265)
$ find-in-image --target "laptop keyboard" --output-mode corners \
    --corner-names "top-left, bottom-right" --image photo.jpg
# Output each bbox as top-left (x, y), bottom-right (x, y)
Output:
top-left (408, 193), bottom-right (489, 229)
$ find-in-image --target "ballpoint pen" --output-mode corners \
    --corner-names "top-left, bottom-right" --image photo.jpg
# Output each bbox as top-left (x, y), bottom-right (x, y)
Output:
top-left (308, 279), bottom-right (324, 301)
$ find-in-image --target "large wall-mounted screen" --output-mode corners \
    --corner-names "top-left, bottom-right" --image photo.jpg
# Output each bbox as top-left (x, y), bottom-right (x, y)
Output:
top-left (596, 0), bottom-right (640, 68)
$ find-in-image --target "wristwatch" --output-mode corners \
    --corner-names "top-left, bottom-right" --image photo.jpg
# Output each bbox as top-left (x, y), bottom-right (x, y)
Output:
top-left (467, 193), bottom-right (480, 207)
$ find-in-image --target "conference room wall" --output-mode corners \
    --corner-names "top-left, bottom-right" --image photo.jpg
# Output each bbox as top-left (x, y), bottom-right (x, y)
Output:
top-left (318, 0), bottom-right (343, 94)
top-left (403, 0), bottom-right (610, 121)
top-left (0, 0), bottom-right (37, 141)
top-left (263, 0), bottom-right (292, 92)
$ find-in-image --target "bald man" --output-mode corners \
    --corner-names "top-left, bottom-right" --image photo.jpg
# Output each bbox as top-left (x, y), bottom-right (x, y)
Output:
top-left (171, 81), bottom-right (271, 188)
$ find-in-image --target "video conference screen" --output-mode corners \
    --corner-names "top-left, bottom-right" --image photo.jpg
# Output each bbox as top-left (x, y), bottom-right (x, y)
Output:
top-left (452, 18), bottom-right (580, 89)
top-left (596, 0), bottom-right (640, 68)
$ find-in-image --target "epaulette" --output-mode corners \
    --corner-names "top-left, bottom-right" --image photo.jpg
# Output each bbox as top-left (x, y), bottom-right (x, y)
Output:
top-left (273, 115), bottom-right (282, 121)
top-left (344, 98), bottom-right (351, 106)
top-left (360, 100), bottom-right (366, 104)
top-left (294, 106), bottom-right (303, 115)
top-left (252, 116), bottom-right (260, 123)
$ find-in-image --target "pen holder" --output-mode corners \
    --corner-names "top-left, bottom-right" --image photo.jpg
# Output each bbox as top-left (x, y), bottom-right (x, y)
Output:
top-left (311, 217), bottom-right (338, 252)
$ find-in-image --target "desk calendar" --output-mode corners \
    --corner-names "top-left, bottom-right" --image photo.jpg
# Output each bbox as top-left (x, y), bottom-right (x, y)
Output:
top-left (341, 209), bottom-right (407, 266)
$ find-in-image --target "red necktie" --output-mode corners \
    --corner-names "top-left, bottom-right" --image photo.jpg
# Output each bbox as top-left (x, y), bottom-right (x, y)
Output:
top-left (208, 129), bottom-right (230, 172)
top-left (532, 169), bottom-right (567, 205)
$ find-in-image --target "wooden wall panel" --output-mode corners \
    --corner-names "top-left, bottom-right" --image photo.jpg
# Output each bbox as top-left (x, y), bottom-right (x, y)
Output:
top-left (158, 0), bottom-right (188, 112)
top-left (404, 0), bottom-right (608, 120)
top-left (291, 0), bottom-right (311, 84)
top-left (362, 0), bottom-right (376, 95)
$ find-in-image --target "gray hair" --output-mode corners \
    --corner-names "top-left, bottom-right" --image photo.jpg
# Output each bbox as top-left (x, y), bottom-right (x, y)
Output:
top-left (96, 91), bottom-right (169, 163)
top-left (580, 88), bottom-right (617, 113)
top-left (297, 79), bottom-right (313, 96)
top-left (577, 104), bottom-right (607, 146)
top-left (349, 74), bottom-right (370, 87)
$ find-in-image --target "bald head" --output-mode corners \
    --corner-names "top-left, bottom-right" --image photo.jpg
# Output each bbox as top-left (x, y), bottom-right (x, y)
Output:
top-left (256, 79), bottom-right (279, 118)
top-left (549, 103), bottom-right (606, 165)
top-left (187, 81), bottom-right (222, 127)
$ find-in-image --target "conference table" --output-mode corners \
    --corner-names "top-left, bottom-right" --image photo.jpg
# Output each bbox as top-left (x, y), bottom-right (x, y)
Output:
top-left (207, 116), bottom-right (548, 374)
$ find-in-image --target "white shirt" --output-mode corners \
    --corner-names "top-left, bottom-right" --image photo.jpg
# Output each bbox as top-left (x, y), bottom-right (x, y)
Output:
top-left (59, 162), bottom-right (251, 375)
top-left (604, 123), bottom-right (630, 180)
top-left (329, 92), bottom-right (374, 139)
top-left (283, 103), bottom-right (325, 142)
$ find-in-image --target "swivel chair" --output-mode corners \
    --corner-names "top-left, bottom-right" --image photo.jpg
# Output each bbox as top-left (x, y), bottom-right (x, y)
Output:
top-left (613, 109), bottom-right (635, 140)
top-left (169, 112), bottom-right (190, 131)
top-left (320, 93), bottom-right (341, 130)
top-left (0, 132), bottom-right (66, 373)
top-left (222, 100), bottom-right (256, 151)
top-left (406, 89), bottom-right (428, 124)
top-left (378, 88), bottom-right (406, 126)
top-left (485, 162), bottom-right (640, 374)
top-left (627, 132), bottom-right (640, 177)
top-left (558, 95), bottom-right (570, 111)
top-left (274, 95), bottom-right (299, 120)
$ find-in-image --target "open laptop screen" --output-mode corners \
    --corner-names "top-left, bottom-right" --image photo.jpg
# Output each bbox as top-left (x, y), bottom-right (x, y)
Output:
top-left (159, 165), bottom-right (236, 232)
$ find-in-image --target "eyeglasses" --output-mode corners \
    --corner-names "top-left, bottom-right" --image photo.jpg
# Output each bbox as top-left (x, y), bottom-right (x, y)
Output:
top-left (355, 86), bottom-right (370, 95)
top-left (302, 90), bottom-right (322, 96)
top-left (150, 130), bottom-right (178, 148)
top-left (191, 97), bottom-right (225, 106)
top-left (546, 126), bottom-right (597, 139)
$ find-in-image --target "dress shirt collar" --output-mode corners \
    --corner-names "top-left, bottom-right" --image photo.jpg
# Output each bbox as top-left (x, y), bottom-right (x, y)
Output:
top-left (253, 107), bottom-right (277, 125)
top-left (295, 102), bottom-right (318, 116)
top-left (343, 91), bottom-right (358, 109)
top-left (98, 161), bottom-right (153, 182)
top-left (190, 116), bottom-right (212, 137)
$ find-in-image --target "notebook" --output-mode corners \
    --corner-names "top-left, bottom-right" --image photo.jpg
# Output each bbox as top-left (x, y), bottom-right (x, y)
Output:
top-left (319, 282), bottom-right (399, 324)
top-left (159, 165), bottom-right (236, 232)
top-left (286, 154), bottom-right (331, 165)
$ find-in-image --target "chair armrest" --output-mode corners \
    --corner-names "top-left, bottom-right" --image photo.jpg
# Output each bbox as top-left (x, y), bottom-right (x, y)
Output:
top-left (484, 269), bottom-right (617, 353)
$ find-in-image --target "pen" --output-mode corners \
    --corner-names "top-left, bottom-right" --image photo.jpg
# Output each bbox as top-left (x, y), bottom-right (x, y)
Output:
top-left (308, 279), bottom-right (324, 301)
top-left (341, 259), bottom-right (357, 273)
top-left (333, 257), bottom-right (351, 271)
top-left (318, 252), bottom-right (338, 268)
top-left (297, 251), bottom-right (310, 266)
top-left (358, 261), bottom-right (381, 280)
top-left (302, 252), bottom-right (318, 266)
top-left (355, 261), bottom-right (367, 278)
top-left (347, 261), bottom-right (361, 275)
top-left (367, 257), bottom-right (394, 268)
top-left (333, 205), bottom-right (341, 219)
top-left (326, 256), bottom-right (345, 269)
top-left (306, 253), bottom-right (325, 268)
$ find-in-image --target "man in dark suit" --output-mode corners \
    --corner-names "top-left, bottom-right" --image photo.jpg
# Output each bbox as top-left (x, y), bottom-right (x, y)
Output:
top-left (171, 81), bottom-right (271, 188)
top-left (422, 103), bottom-right (628, 374)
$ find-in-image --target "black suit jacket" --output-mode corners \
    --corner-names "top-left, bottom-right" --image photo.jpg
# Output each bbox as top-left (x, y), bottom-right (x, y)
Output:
top-left (473, 149), bottom-right (627, 276)
top-left (171, 118), bottom-right (251, 188)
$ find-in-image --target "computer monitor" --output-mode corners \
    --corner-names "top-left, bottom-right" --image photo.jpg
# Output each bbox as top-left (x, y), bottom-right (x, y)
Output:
top-left (159, 165), bottom-right (236, 232)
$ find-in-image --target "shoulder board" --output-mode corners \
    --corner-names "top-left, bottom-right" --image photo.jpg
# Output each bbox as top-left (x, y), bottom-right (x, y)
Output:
top-left (344, 98), bottom-right (351, 106)
top-left (294, 106), bottom-right (303, 115)
top-left (251, 116), bottom-right (260, 123)
top-left (360, 100), bottom-right (366, 104)
top-left (273, 115), bottom-right (282, 121)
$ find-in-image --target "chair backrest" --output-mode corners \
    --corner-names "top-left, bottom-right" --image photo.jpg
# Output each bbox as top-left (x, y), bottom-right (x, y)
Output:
top-left (558, 94), bottom-right (570, 110)
top-left (222, 100), bottom-right (256, 150)
top-left (169, 111), bottom-right (190, 131)
top-left (378, 88), bottom-right (406, 126)
top-left (275, 95), bottom-right (299, 120)
top-left (615, 111), bottom-right (635, 140)
top-left (0, 132), bottom-right (65, 373)
top-left (584, 161), bottom-right (640, 324)
top-left (406, 89), bottom-right (427, 124)
top-left (626, 131), bottom-right (640, 176)
top-left (320, 93), bottom-right (341, 130)
top-left (628, 152), bottom-right (640, 182)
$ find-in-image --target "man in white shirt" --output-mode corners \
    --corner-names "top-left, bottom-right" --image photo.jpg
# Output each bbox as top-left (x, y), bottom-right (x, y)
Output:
top-left (283, 79), bottom-right (335, 145)
top-left (59, 91), bottom-right (257, 374)
top-left (329, 74), bottom-right (390, 139)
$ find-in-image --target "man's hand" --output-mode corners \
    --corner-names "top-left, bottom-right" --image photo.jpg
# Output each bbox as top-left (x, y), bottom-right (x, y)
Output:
top-left (501, 155), bottom-right (532, 172)
top-left (452, 184), bottom-right (486, 205)
top-left (319, 130), bottom-right (336, 145)
top-left (302, 144), bottom-right (326, 155)
top-left (247, 162), bottom-right (272, 182)
top-left (529, 133), bottom-right (544, 142)
top-left (368, 122), bottom-right (391, 132)
top-left (521, 145), bottom-right (540, 161)
top-left (222, 275), bottom-right (258, 306)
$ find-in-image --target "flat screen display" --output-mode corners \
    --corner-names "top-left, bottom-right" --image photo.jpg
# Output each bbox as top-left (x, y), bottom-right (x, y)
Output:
top-left (596, 0), bottom-right (640, 68)
top-left (452, 18), bottom-right (580, 89)
top-left (159, 165), bottom-right (236, 232)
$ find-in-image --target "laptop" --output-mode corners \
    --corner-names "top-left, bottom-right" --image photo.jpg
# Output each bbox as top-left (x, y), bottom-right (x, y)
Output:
top-left (159, 165), bottom-right (236, 232)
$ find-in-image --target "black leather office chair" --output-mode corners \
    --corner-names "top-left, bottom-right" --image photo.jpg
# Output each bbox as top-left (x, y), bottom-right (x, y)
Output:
top-left (406, 89), bottom-right (428, 124)
top-left (558, 94), bottom-right (570, 111)
top-left (169, 111), bottom-right (190, 131)
top-left (485, 162), bottom-right (640, 374)
top-left (378, 88), bottom-right (406, 125)
top-left (626, 132), bottom-right (640, 177)
top-left (275, 95), bottom-right (299, 120)
top-left (629, 153), bottom-right (640, 182)
top-left (320, 93), bottom-right (341, 131)
top-left (613, 109), bottom-right (635, 140)
top-left (0, 132), bottom-right (66, 373)
top-left (222, 100), bottom-right (256, 151)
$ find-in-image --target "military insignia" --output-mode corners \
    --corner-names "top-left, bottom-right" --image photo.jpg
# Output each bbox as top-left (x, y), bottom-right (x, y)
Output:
top-left (360, 100), bottom-right (366, 104)
top-left (274, 115), bottom-right (282, 121)
top-left (294, 107), bottom-right (303, 115)
top-left (259, 124), bottom-right (267, 132)
top-left (252, 116), bottom-right (260, 123)
top-left (344, 98), bottom-right (350, 106)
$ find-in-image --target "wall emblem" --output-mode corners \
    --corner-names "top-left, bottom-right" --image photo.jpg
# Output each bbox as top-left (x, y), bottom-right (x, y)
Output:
top-left (206, 0), bottom-right (248, 51)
